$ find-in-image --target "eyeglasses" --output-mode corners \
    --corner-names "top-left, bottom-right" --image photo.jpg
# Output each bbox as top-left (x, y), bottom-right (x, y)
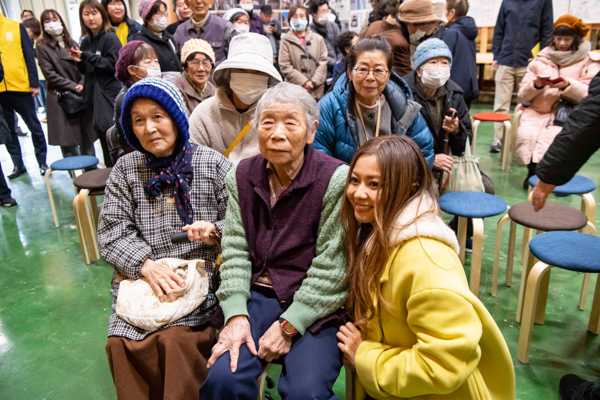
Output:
top-left (353, 67), bottom-right (389, 80)
top-left (154, 10), bottom-right (169, 17)
top-left (188, 59), bottom-right (212, 68)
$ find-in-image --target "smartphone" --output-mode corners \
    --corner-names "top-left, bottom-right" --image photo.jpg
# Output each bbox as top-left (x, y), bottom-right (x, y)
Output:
top-left (539, 75), bottom-right (551, 85)
top-left (270, 20), bottom-right (276, 27)
top-left (551, 77), bottom-right (563, 84)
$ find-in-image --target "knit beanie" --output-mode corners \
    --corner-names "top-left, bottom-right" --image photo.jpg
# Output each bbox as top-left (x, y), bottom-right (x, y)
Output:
top-left (414, 38), bottom-right (452, 69)
top-left (554, 14), bottom-right (590, 37)
top-left (138, 0), bottom-right (159, 21)
top-left (181, 38), bottom-right (216, 65)
top-left (120, 78), bottom-right (189, 155)
top-left (223, 8), bottom-right (248, 23)
top-left (115, 40), bottom-right (146, 82)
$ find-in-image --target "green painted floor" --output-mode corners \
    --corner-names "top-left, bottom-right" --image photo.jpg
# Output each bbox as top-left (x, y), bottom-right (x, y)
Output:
top-left (1, 103), bottom-right (599, 399)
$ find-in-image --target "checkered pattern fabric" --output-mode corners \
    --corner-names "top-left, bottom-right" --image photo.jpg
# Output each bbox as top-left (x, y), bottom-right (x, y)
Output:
top-left (98, 145), bottom-right (232, 340)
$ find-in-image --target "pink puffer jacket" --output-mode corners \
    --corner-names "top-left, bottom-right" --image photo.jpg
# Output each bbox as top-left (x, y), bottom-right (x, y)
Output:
top-left (515, 46), bottom-right (600, 165)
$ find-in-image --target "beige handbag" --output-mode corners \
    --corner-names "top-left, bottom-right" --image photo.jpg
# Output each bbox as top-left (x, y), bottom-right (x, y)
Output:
top-left (116, 258), bottom-right (209, 331)
top-left (443, 138), bottom-right (485, 194)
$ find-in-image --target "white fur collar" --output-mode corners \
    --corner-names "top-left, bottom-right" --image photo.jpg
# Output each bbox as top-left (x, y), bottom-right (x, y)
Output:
top-left (389, 194), bottom-right (459, 254)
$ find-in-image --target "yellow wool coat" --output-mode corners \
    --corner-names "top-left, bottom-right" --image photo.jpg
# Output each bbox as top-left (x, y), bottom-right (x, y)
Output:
top-left (354, 196), bottom-right (515, 400)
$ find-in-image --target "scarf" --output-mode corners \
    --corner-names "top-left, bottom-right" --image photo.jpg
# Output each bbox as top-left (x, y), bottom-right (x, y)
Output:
top-left (545, 40), bottom-right (591, 67)
top-left (312, 21), bottom-right (328, 38)
top-left (192, 13), bottom-right (209, 31)
top-left (143, 141), bottom-right (195, 225)
top-left (185, 72), bottom-right (206, 94)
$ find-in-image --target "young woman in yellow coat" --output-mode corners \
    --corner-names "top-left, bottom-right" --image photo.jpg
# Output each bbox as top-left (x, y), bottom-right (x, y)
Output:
top-left (337, 136), bottom-right (515, 400)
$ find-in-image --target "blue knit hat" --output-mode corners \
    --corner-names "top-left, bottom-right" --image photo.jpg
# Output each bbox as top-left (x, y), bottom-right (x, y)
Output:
top-left (120, 78), bottom-right (189, 156)
top-left (414, 38), bottom-right (453, 70)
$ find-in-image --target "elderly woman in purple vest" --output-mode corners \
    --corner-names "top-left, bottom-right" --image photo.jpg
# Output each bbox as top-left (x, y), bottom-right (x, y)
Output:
top-left (198, 82), bottom-right (349, 399)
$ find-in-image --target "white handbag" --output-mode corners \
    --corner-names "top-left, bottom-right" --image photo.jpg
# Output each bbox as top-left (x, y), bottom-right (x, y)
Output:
top-left (116, 258), bottom-right (209, 331)
top-left (443, 138), bottom-right (485, 194)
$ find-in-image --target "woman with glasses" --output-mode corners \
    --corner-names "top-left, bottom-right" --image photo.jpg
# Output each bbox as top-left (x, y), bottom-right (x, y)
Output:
top-left (313, 36), bottom-right (434, 166)
top-left (279, 3), bottom-right (328, 101)
top-left (133, 0), bottom-right (181, 81)
top-left (173, 39), bottom-right (217, 115)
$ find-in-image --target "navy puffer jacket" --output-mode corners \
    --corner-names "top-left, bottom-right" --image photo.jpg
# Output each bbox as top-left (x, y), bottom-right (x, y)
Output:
top-left (313, 72), bottom-right (435, 167)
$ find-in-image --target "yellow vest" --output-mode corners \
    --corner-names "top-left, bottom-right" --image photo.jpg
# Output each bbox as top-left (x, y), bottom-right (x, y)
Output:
top-left (0, 13), bottom-right (30, 93)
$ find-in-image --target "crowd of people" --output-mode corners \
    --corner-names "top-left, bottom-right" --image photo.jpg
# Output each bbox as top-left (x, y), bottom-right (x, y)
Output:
top-left (1, 0), bottom-right (599, 399)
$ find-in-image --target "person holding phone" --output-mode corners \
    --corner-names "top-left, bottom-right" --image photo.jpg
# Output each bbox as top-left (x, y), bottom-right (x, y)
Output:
top-left (515, 15), bottom-right (600, 188)
top-left (404, 39), bottom-right (473, 190)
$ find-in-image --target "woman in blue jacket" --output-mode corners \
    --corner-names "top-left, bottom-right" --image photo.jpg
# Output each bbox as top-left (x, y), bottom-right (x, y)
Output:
top-left (313, 36), bottom-right (434, 167)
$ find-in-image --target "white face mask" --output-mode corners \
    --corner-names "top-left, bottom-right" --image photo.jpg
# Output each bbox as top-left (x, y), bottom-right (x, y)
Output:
top-left (241, 3), bottom-right (254, 12)
top-left (153, 16), bottom-right (168, 32)
top-left (409, 29), bottom-right (426, 43)
top-left (234, 24), bottom-right (250, 34)
top-left (133, 65), bottom-right (162, 79)
top-left (421, 66), bottom-right (451, 89)
top-left (230, 72), bottom-right (269, 105)
top-left (315, 14), bottom-right (329, 25)
top-left (44, 21), bottom-right (63, 36)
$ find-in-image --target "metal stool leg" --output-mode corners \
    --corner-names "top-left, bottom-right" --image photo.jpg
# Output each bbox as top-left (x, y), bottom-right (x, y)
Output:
top-left (493, 214), bottom-right (510, 296)
top-left (470, 218), bottom-right (484, 297)
top-left (45, 169), bottom-right (59, 227)
top-left (73, 193), bottom-right (91, 265)
top-left (517, 261), bottom-right (552, 363)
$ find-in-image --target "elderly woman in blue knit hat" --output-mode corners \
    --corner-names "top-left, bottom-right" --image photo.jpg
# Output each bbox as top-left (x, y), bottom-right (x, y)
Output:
top-left (98, 78), bottom-right (232, 399)
top-left (403, 38), bottom-right (473, 178)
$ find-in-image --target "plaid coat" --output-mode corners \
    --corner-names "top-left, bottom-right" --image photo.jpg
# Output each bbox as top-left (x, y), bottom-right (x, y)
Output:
top-left (98, 144), bottom-right (232, 340)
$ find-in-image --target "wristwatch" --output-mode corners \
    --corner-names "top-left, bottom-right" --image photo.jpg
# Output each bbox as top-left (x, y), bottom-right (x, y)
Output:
top-left (279, 318), bottom-right (298, 337)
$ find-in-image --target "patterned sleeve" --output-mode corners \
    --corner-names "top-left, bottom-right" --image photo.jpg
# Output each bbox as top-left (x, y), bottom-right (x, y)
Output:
top-left (97, 159), bottom-right (153, 279)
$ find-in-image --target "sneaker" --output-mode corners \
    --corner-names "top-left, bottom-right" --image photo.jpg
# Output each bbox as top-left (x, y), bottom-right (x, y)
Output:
top-left (465, 239), bottom-right (473, 253)
top-left (489, 139), bottom-right (502, 153)
top-left (39, 163), bottom-right (49, 176)
top-left (15, 127), bottom-right (27, 137)
top-left (0, 197), bottom-right (17, 207)
top-left (559, 374), bottom-right (600, 400)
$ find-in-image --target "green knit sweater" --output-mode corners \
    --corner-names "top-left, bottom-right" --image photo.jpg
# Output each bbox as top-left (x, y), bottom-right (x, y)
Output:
top-left (216, 164), bottom-right (350, 335)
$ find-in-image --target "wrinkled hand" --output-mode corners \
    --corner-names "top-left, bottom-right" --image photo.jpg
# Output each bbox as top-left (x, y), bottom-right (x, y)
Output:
top-left (75, 84), bottom-right (84, 93)
top-left (336, 322), bottom-right (362, 370)
top-left (434, 153), bottom-right (454, 173)
top-left (257, 321), bottom-right (293, 362)
top-left (141, 258), bottom-right (185, 303)
top-left (207, 315), bottom-right (257, 372)
top-left (302, 80), bottom-right (314, 90)
top-left (491, 60), bottom-right (498, 72)
top-left (29, 87), bottom-right (40, 97)
top-left (550, 77), bottom-right (570, 90)
top-left (442, 108), bottom-right (459, 134)
top-left (182, 221), bottom-right (217, 245)
top-left (69, 48), bottom-right (82, 62)
top-left (532, 179), bottom-right (556, 212)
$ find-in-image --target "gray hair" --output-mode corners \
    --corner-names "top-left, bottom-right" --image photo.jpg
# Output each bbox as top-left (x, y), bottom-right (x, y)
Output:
top-left (252, 82), bottom-right (320, 135)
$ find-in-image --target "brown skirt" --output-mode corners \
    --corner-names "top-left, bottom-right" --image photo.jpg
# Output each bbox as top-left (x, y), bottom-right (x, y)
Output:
top-left (106, 325), bottom-right (217, 400)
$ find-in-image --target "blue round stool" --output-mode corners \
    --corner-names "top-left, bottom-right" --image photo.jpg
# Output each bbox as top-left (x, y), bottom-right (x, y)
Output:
top-left (528, 175), bottom-right (596, 222)
top-left (438, 192), bottom-right (508, 297)
top-left (517, 231), bottom-right (600, 364)
top-left (45, 156), bottom-right (100, 228)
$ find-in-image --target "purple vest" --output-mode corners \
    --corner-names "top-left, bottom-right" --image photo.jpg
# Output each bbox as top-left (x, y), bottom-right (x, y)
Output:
top-left (175, 14), bottom-right (228, 65)
top-left (236, 146), bottom-right (344, 332)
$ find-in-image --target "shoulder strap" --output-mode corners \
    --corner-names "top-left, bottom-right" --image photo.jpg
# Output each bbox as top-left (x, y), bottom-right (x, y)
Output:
top-left (289, 40), bottom-right (319, 66)
top-left (223, 120), bottom-right (252, 158)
